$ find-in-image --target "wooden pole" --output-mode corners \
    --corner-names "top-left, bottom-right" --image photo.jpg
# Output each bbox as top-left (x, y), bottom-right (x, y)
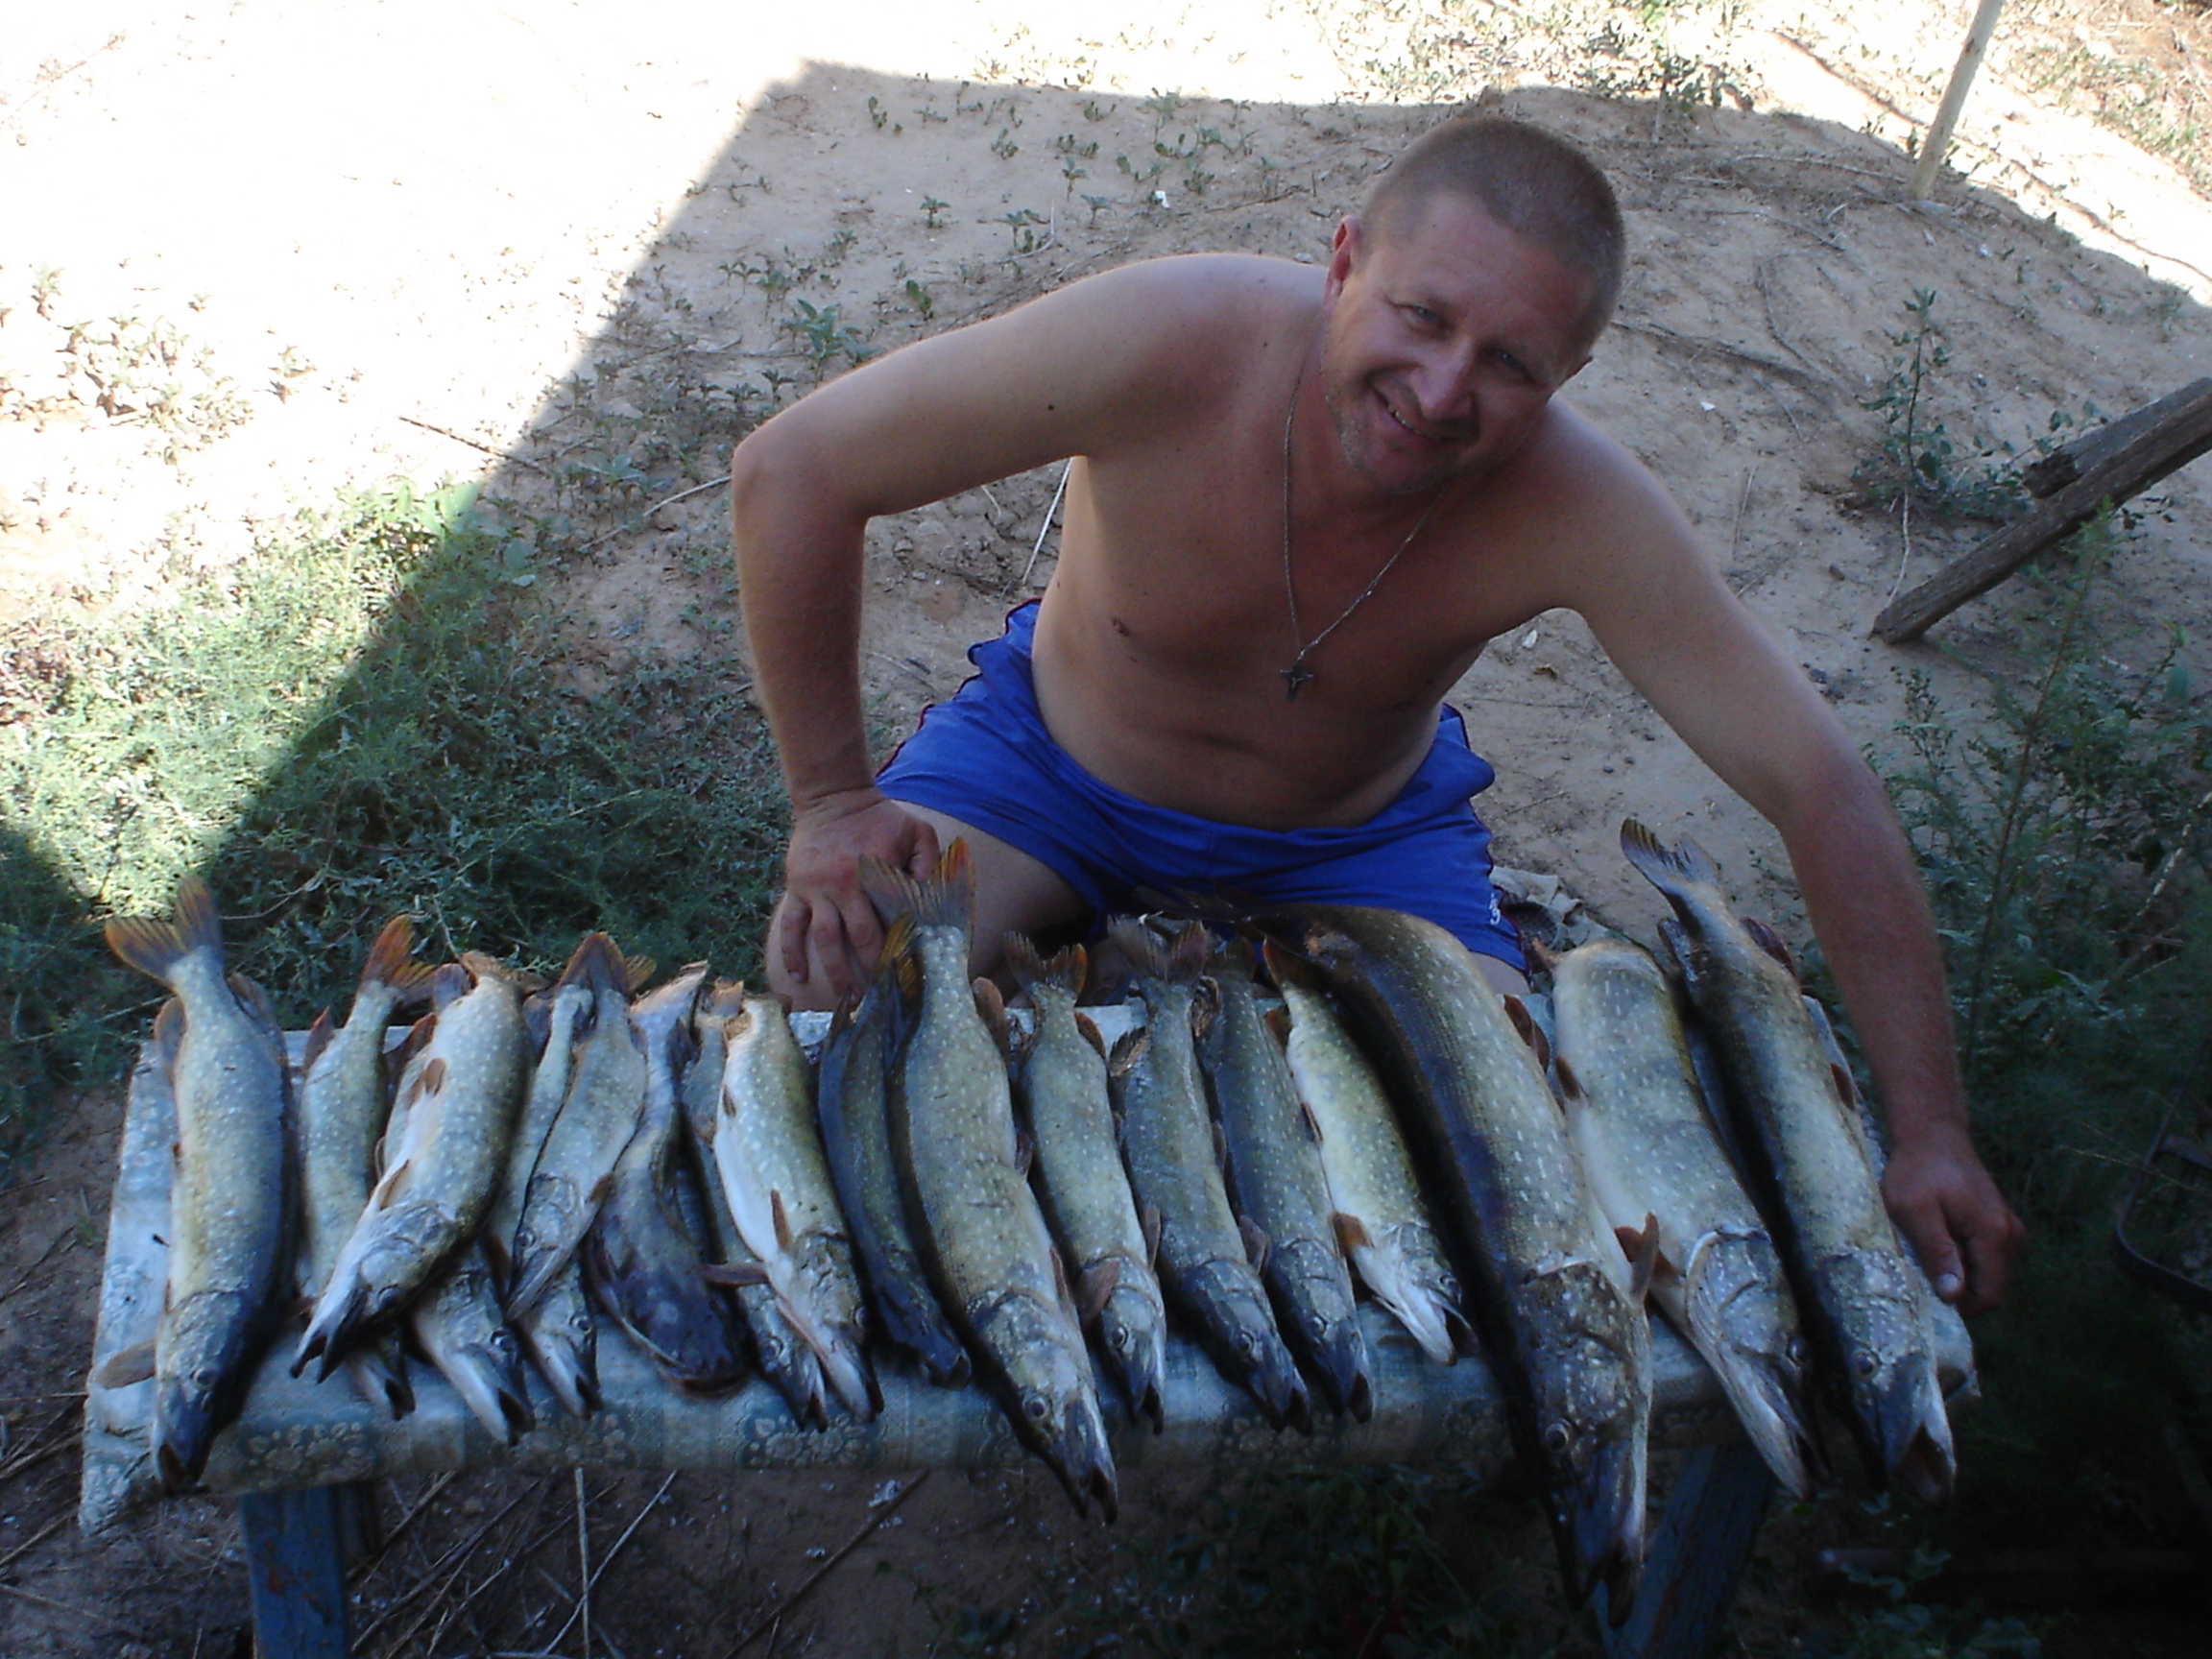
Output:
top-left (1910, 0), bottom-right (2010, 200)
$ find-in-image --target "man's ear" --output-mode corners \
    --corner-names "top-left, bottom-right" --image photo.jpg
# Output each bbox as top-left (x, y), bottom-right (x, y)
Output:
top-left (1325, 215), bottom-right (1362, 295)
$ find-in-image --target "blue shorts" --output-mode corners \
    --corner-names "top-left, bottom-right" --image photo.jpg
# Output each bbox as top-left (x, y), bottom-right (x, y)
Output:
top-left (876, 602), bottom-right (1524, 970)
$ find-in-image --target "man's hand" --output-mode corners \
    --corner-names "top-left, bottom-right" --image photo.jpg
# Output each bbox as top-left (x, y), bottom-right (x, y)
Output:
top-left (772, 788), bottom-right (941, 1006)
top-left (1881, 1122), bottom-right (2025, 1317)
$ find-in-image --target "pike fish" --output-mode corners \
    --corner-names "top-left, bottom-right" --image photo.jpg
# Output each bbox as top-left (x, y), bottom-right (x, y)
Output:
top-left (1621, 820), bottom-right (1955, 1503)
top-left (1265, 943), bottom-right (1473, 1367)
top-left (408, 1242), bottom-right (533, 1443)
top-left (584, 962), bottom-right (749, 1392)
top-left (1550, 933), bottom-right (1819, 1500)
top-left (1109, 919), bottom-right (1309, 1434)
top-left (865, 845), bottom-right (1116, 1518)
top-left (1263, 904), bottom-right (1649, 1612)
top-left (817, 972), bottom-right (971, 1388)
top-left (711, 988), bottom-right (878, 1420)
top-left (506, 934), bottom-right (650, 1321)
top-left (293, 915), bottom-right (432, 1417)
top-left (297, 951), bottom-right (529, 1379)
top-left (105, 878), bottom-right (296, 1491)
top-left (502, 975), bottom-right (600, 1415)
top-left (1198, 940), bottom-right (1370, 1421)
top-left (1005, 936), bottom-right (1167, 1430)
top-left (680, 984), bottom-right (830, 1428)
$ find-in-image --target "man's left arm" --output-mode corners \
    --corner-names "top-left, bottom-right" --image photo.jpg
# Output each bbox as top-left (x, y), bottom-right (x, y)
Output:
top-left (1556, 431), bottom-right (2025, 1313)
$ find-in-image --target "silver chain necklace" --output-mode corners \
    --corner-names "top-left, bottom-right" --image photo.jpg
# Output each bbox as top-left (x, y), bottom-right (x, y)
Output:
top-left (1279, 376), bottom-right (1446, 701)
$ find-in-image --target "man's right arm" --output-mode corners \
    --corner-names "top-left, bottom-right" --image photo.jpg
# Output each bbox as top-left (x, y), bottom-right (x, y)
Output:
top-left (730, 257), bottom-right (1260, 999)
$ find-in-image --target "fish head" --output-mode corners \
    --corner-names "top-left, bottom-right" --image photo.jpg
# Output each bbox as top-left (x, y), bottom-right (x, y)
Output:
top-left (1684, 1235), bottom-right (1822, 1499)
top-left (1100, 1297), bottom-right (1166, 1432)
top-left (1816, 1248), bottom-right (1956, 1503)
top-left (1301, 1307), bottom-right (1374, 1423)
top-left (1520, 1262), bottom-right (1650, 1608)
top-left (442, 1331), bottom-right (537, 1446)
top-left (154, 1288), bottom-right (265, 1491)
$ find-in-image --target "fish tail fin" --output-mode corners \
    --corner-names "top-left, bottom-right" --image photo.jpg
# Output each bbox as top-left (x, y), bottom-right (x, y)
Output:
top-left (558, 932), bottom-right (633, 1000)
top-left (1165, 919), bottom-right (1212, 981)
top-left (105, 910), bottom-right (196, 988)
top-left (1105, 917), bottom-right (1166, 979)
top-left (360, 915), bottom-right (435, 1001)
top-left (860, 838), bottom-right (975, 933)
top-left (1259, 938), bottom-right (1322, 993)
top-left (1208, 934), bottom-right (1258, 982)
top-left (1619, 819), bottom-right (1722, 903)
top-left (1003, 933), bottom-right (1087, 1000)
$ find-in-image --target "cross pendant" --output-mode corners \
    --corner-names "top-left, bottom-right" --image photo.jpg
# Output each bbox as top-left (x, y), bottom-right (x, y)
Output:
top-left (1281, 660), bottom-right (1314, 701)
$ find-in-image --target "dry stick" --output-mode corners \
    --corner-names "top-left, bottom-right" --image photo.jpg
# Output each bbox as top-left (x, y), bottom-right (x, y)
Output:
top-left (398, 415), bottom-right (557, 479)
top-left (0, 1226), bottom-right (77, 1308)
top-left (1910, 0), bottom-right (2010, 201)
top-left (349, 1471), bottom-right (462, 1586)
top-left (541, 1472), bottom-right (679, 1655)
top-left (0, 1580), bottom-right (145, 1635)
top-left (576, 476), bottom-right (732, 555)
top-left (0, 1512), bottom-right (68, 1572)
top-left (351, 1479), bottom-right (546, 1649)
top-left (576, 1468), bottom-right (592, 1659)
top-left (397, 1491), bottom-right (598, 1657)
top-left (531, 1568), bottom-right (630, 1659)
top-left (718, 1470), bottom-right (934, 1659)
top-left (412, 1480), bottom-right (563, 1659)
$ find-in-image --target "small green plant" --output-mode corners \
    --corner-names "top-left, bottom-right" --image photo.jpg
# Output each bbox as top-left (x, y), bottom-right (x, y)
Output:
top-left (866, 94), bottom-right (888, 130)
top-left (1855, 289), bottom-right (2022, 523)
top-left (782, 298), bottom-right (876, 369)
top-left (921, 194), bottom-right (950, 228)
top-left (989, 126), bottom-right (1020, 160)
top-left (902, 277), bottom-right (934, 321)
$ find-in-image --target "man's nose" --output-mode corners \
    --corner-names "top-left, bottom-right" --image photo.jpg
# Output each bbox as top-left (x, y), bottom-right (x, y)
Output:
top-left (1406, 344), bottom-right (1479, 426)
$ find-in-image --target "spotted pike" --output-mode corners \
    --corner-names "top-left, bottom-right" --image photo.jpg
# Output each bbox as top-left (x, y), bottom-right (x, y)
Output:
top-left (1264, 943), bottom-right (1472, 1368)
top-left (1198, 940), bottom-right (1370, 1421)
top-left (1262, 903), bottom-right (1649, 1611)
top-left (1622, 820), bottom-right (1955, 1503)
top-left (711, 989), bottom-right (878, 1420)
top-left (818, 973), bottom-right (971, 1387)
top-left (1550, 934), bottom-right (1819, 1500)
top-left (296, 952), bottom-right (529, 1379)
top-left (680, 984), bottom-right (830, 1429)
top-left (1005, 936), bottom-right (1167, 1431)
top-left (500, 975), bottom-right (599, 1414)
top-left (585, 963), bottom-right (749, 1392)
top-left (1109, 919), bottom-right (1309, 1434)
top-left (105, 878), bottom-right (296, 1491)
top-left (293, 915), bottom-right (433, 1417)
top-left (865, 845), bottom-right (1116, 1519)
top-left (505, 934), bottom-right (650, 1321)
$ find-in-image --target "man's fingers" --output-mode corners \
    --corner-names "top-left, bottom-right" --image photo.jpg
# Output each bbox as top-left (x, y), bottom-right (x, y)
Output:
top-left (777, 896), bottom-right (813, 985)
top-left (905, 817), bottom-right (943, 878)
top-left (1955, 1200), bottom-right (2023, 1315)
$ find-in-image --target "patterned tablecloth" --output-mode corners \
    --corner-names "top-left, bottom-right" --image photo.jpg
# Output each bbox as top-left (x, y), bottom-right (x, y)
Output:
top-left (79, 1012), bottom-right (1975, 1534)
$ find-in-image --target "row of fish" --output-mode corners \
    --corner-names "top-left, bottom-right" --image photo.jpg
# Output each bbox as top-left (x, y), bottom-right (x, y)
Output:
top-left (100, 817), bottom-right (1956, 1624)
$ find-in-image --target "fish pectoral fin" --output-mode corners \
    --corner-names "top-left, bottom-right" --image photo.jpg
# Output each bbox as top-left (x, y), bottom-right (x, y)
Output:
top-left (405, 1057), bottom-right (447, 1105)
top-left (1298, 1095), bottom-right (1324, 1146)
top-left (1619, 1214), bottom-right (1664, 1301)
top-left (1239, 1219), bottom-right (1271, 1274)
top-left (1077, 1259), bottom-right (1122, 1326)
top-left (699, 1261), bottom-right (771, 1287)
top-left (1332, 1211), bottom-right (1373, 1255)
top-left (769, 1189), bottom-right (794, 1252)
top-left (1141, 1204), bottom-right (1164, 1267)
top-left (1013, 1128), bottom-right (1035, 1179)
top-left (1074, 1010), bottom-right (1107, 1058)
top-left (1553, 1055), bottom-right (1584, 1100)
top-left (93, 1340), bottom-right (157, 1389)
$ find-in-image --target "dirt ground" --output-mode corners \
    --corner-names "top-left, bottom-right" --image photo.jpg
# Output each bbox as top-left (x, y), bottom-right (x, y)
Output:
top-left (6, 0), bottom-right (2212, 1653)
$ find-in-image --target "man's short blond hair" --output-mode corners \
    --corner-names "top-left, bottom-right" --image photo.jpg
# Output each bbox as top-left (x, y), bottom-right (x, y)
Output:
top-left (1362, 117), bottom-right (1624, 348)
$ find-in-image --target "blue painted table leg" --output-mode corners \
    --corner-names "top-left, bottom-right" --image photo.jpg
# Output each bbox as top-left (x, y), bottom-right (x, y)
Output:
top-left (238, 1486), bottom-right (354, 1659)
top-left (1599, 1439), bottom-right (1776, 1659)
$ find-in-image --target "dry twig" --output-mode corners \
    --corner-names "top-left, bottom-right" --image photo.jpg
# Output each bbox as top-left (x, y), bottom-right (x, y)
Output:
top-left (720, 1470), bottom-right (933, 1658)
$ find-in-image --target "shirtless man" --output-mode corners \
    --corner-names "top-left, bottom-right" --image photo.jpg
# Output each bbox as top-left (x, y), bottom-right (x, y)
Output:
top-left (730, 117), bottom-right (2025, 1314)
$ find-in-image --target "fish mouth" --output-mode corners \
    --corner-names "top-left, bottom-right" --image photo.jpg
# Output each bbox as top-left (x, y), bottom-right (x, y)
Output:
top-left (1711, 1347), bottom-right (1820, 1501)
top-left (153, 1390), bottom-right (216, 1495)
top-left (1044, 1403), bottom-right (1121, 1524)
top-left (1313, 1323), bottom-right (1374, 1424)
top-left (1112, 1324), bottom-right (1167, 1434)
top-left (444, 1347), bottom-right (536, 1446)
top-left (1872, 1359), bottom-right (1956, 1505)
top-left (1558, 1431), bottom-right (1647, 1614)
top-left (1253, 1355), bottom-right (1314, 1435)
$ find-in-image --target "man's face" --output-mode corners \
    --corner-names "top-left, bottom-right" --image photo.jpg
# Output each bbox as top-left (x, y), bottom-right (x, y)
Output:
top-left (1316, 196), bottom-right (1598, 496)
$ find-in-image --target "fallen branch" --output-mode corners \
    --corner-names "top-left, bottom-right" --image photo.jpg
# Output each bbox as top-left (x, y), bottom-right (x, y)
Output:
top-left (719, 1470), bottom-right (932, 1658)
top-left (542, 1471), bottom-right (680, 1656)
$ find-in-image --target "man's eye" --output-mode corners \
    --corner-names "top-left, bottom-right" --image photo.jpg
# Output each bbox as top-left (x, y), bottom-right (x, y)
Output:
top-left (1403, 304), bottom-right (1443, 328)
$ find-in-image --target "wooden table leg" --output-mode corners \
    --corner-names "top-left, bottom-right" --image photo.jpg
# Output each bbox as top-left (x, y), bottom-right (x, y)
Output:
top-left (239, 1485), bottom-right (355, 1659)
top-left (1599, 1439), bottom-right (1776, 1659)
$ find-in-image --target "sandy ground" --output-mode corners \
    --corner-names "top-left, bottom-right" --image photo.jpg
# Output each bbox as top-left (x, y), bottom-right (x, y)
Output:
top-left (5, 0), bottom-right (2212, 1652)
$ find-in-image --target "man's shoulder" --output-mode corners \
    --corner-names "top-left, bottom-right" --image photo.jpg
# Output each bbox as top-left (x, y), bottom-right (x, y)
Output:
top-left (1051, 252), bottom-right (1321, 341)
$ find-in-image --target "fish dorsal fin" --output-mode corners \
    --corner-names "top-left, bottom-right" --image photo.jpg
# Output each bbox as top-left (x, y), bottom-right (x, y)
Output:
top-left (1141, 1203), bottom-right (1164, 1266)
top-left (1078, 1258), bottom-right (1121, 1326)
top-left (428, 962), bottom-right (472, 1011)
top-left (1073, 1010), bottom-right (1107, 1059)
top-left (1299, 1094), bottom-right (1324, 1145)
top-left (1829, 1061), bottom-right (1860, 1110)
top-left (301, 1009), bottom-right (336, 1072)
top-left (770, 1189), bottom-right (793, 1251)
top-left (1619, 1214), bottom-right (1663, 1302)
top-left (1502, 994), bottom-right (1551, 1071)
top-left (1107, 1025), bottom-right (1148, 1079)
top-left (1553, 1054), bottom-right (1583, 1100)
top-left (1211, 1117), bottom-right (1229, 1169)
top-left (1260, 938), bottom-right (1324, 994)
top-left (1742, 917), bottom-right (1800, 984)
top-left (149, 998), bottom-right (185, 1067)
top-left (1263, 1004), bottom-right (1292, 1047)
top-left (1239, 1219), bottom-right (1271, 1274)
top-left (699, 1260), bottom-right (771, 1288)
top-left (1333, 1211), bottom-right (1373, 1254)
top-left (228, 972), bottom-right (284, 1034)
top-left (1046, 1242), bottom-right (1076, 1318)
top-left (973, 976), bottom-right (1009, 1054)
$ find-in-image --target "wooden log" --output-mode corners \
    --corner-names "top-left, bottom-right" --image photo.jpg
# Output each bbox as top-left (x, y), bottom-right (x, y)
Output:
top-left (1874, 378), bottom-right (2212, 642)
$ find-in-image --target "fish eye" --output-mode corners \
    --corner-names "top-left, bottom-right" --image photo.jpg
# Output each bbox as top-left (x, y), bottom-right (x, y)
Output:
top-left (492, 1333), bottom-right (517, 1357)
top-left (1855, 1351), bottom-right (1879, 1377)
top-left (1022, 1393), bottom-right (1050, 1422)
top-left (1542, 1421), bottom-right (1571, 1455)
top-left (1308, 1313), bottom-right (1329, 1338)
top-left (1105, 1320), bottom-right (1130, 1348)
top-left (194, 1366), bottom-right (221, 1388)
top-left (1788, 1337), bottom-right (1809, 1365)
